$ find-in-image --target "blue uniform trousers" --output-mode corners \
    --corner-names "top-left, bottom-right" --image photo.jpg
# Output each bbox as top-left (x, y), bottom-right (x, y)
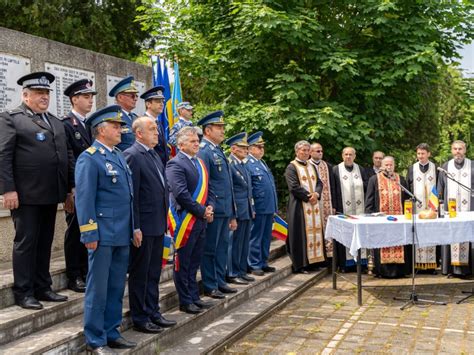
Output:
top-left (128, 234), bottom-right (163, 326)
top-left (84, 245), bottom-right (129, 348)
top-left (201, 217), bottom-right (230, 291)
top-left (227, 219), bottom-right (251, 277)
top-left (174, 224), bottom-right (206, 305)
top-left (248, 213), bottom-right (273, 270)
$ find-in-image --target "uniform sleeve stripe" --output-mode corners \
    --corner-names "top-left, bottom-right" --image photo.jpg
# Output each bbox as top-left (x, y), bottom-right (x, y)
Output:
top-left (79, 223), bottom-right (98, 232)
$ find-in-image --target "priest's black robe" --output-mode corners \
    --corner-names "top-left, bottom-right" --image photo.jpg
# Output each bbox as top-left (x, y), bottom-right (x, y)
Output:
top-left (365, 173), bottom-right (412, 278)
top-left (285, 161), bottom-right (324, 272)
top-left (437, 160), bottom-right (474, 277)
top-left (332, 164), bottom-right (369, 271)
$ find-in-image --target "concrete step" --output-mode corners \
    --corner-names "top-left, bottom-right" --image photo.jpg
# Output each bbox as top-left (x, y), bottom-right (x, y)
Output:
top-left (162, 268), bottom-right (328, 354)
top-left (0, 254), bottom-right (174, 310)
top-left (0, 240), bottom-right (287, 353)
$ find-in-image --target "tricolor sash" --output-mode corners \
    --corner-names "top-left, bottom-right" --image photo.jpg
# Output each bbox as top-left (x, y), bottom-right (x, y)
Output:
top-left (167, 158), bottom-right (209, 250)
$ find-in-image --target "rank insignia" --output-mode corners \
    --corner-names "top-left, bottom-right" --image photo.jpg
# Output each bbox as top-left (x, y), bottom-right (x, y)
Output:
top-left (35, 132), bottom-right (46, 141)
top-left (75, 131), bottom-right (82, 140)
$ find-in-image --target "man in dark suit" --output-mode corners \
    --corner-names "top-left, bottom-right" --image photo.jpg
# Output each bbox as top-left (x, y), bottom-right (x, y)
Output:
top-left (62, 79), bottom-right (97, 293)
top-left (124, 116), bottom-right (176, 333)
top-left (0, 72), bottom-right (73, 310)
top-left (365, 151), bottom-right (385, 179)
top-left (141, 86), bottom-right (170, 165)
top-left (166, 126), bottom-right (215, 314)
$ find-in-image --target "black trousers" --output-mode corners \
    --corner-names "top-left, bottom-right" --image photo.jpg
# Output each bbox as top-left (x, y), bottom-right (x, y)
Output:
top-left (11, 204), bottom-right (57, 300)
top-left (64, 211), bottom-right (88, 280)
top-left (128, 234), bottom-right (164, 325)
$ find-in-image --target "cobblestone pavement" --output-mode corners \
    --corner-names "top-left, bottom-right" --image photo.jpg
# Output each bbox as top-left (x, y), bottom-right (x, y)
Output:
top-left (224, 273), bottom-right (474, 354)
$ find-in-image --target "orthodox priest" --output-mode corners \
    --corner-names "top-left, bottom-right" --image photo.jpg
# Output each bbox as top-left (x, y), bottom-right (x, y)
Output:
top-left (406, 143), bottom-right (438, 273)
top-left (310, 142), bottom-right (336, 258)
top-left (285, 140), bottom-right (324, 273)
top-left (365, 156), bottom-right (411, 278)
top-left (333, 147), bottom-right (368, 272)
top-left (438, 140), bottom-right (474, 278)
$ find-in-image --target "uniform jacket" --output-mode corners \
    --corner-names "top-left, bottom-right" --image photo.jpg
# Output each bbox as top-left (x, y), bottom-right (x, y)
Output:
top-left (229, 154), bottom-right (254, 220)
top-left (197, 138), bottom-right (236, 218)
top-left (0, 103), bottom-right (74, 204)
top-left (124, 141), bottom-right (168, 236)
top-left (245, 154), bottom-right (278, 214)
top-left (169, 118), bottom-right (193, 147)
top-left (116, 110), bottom-right (137, 151)
top-left (75, 140), bottom-right (133, 246)
top-left (62, 111), bottom-right (92, 160)
top-left (165, 151), bottom-right (208, 229)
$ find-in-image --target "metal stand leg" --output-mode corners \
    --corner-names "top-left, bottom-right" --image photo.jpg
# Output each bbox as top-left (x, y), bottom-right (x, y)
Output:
top-left (357, 249), bottom-right (362, 306)
top-left (457, 288), bottom-right (474, 304)
top-left (332, 240), bottom-right (337, 290)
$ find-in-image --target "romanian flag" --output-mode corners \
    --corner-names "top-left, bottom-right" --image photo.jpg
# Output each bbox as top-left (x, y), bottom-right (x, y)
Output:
top-left (162, 234), bottom-right (172, 268)
top-left (152, 56), bottom-right (171, 141)
top-left (272, 214), bottom-right (288, 241)
top-left (428, 185), bottom-right (439, 211)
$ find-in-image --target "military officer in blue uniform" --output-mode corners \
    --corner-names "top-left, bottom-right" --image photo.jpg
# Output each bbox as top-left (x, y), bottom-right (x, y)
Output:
top-left (197, 111), bottom-right (238, 298)
top-left (141, 85), bottom-right (170, 165)
top-left (246, 132), bottom-right (278, 276)
top-left (109, 75), bottom-right (139, 151)
top-left (75, 105), bottom-right (136, 353)
top-left (62, 78), bottom-right (97, 293)
top-left (226, 132), bottom-right (256, 285)
top-left (169, 101), bottom-right (194, 148)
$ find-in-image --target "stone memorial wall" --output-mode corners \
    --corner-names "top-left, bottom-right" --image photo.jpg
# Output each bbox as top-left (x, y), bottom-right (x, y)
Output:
top-left (0, 27), bottom-right (152, 262)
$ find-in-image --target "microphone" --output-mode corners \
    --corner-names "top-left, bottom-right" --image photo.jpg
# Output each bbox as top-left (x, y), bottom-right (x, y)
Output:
top-left (379, 168), bottom-right (394, 178)
top-left (437, 167), bottom-right (454, 177)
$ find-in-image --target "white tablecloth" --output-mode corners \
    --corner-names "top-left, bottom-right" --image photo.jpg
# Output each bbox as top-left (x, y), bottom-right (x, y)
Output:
top-left (325, 212), bottom-right (474, 258)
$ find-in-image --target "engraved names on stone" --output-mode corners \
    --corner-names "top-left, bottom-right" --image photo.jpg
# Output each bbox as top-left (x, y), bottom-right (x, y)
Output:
top-left (0, 53), bottom-right (30, 111)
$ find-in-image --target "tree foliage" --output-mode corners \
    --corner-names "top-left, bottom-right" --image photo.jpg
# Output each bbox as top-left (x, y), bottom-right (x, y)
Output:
top-left (138, 1), bottom-right (473, 179)
top-left (0, 0), bottom-right (151, 60)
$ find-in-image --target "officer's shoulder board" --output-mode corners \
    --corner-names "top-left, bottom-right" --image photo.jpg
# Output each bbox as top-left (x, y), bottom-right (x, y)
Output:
top-left (8, 108), bottom-right (23, 115)
top-left (199, 141), bottom-right (207, 149)
top-left (249, 158), bottom-right (255, 164)
top-left (85, 146), bottom-right (97, 155)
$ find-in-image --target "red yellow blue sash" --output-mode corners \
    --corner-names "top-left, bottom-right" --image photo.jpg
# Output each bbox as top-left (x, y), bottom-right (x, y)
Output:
top-left (167, 158), bottom-right (208, 249)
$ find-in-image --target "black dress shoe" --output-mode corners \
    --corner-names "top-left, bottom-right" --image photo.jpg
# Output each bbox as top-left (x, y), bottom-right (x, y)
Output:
top-left (107, 337), bottom-right (137, 349)
top-left (262, 266), bottom-right (276, 273)
top-left (227, 277), bottom-right (249, 285)
top-left (179, 303), bottom-right (203, 314)
top-left (16, 296), bottom-right (43, 310)
top-left (151, 315), bottom-right (177, 328)
top-left (68, 277), bottom-right (86, 293)
top-left (133, 322), bottom-right (163, 333)
top-left (251, 269), bottom-right (264, 276)
top-left (35, 290), bottom-right (68, 302)
top-left (218, 284), bottom-right (238, 294)
top-left (240, 274), bottom-right (255, 282)
top-left (194, 299), bottom-right (215, 309)
top-left (204, 289), bottom-right (226, 299)
top-left (86, 345), bottom-right (117, 354)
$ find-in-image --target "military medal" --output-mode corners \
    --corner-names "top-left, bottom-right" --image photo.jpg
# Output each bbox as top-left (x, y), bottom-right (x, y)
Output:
top-left (112, 177), bottom-right (117, 184)
top-left (75, 131), bottom-right (81, 140)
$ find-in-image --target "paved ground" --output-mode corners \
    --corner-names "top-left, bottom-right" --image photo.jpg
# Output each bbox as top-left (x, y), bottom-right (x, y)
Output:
top-left (224, 272), bottom-right (474, 354)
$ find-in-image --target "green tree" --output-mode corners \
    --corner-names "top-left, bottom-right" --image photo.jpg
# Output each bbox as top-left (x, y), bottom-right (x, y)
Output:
top-left (0, 0), bottom-right (151, 60)
top-left (137, 0), bottom-right (474, 178)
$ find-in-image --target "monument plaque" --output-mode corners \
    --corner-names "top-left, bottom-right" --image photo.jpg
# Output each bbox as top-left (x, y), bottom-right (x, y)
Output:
top-left (107, 75), bottom-right (146, 114)
top-left (0, 53), bottom-right (30, 111)
top-left (45, 62), bottom-right (96, 117)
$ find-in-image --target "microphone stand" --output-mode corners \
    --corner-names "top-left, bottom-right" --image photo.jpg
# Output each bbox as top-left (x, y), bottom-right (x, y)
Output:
top-left (392, 177), bottom-right (447, 310)
top-left (441, 170), bottom-right (474, 304)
